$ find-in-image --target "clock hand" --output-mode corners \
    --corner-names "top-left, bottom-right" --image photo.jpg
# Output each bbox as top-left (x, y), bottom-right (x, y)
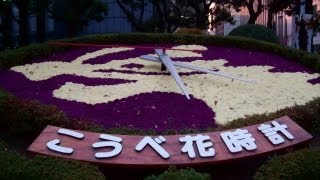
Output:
top-left (154, 49), bottom-right (191, 99)
top-left (173, 62), bottom-right (256, 84)
top-left (140, 55), bottom-right (161, 62)
top-left (140, 55), bottom-right (256, 84)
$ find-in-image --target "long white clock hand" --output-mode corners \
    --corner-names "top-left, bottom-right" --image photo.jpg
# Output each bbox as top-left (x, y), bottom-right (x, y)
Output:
top-left (140, 55), bottom-right (256, 84)
top-left (155, 49), bottom-right (191, 99)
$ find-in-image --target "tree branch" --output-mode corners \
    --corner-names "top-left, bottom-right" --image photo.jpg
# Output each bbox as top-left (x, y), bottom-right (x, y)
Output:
top-left (116, 0), bottom-right (145, 31)
top-left (138, 0), bottom-right (145, 23)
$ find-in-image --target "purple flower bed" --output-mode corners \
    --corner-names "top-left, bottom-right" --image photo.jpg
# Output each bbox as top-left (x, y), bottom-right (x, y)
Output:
top-left (0, 71), bottom-right (214, 132)
top-left (0, 44), bottom-right (319, 132)
top-left (308, 77), bottom-right (320, 85)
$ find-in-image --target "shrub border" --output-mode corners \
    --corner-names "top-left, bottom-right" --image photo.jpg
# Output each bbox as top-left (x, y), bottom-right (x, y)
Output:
top-left (0, 140), bottom-right (105, 179)
top-left (228, 24), bottom-right (280, 44)
top-left (254, 148), bottom-right (320, 180)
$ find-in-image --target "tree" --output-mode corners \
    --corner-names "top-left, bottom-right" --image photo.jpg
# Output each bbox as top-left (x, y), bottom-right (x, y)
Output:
top-left (116, 0), bottom-right (148, 32)
top-left (176, 0), bottom-right (216, 29)
top-left (12, 0), bottom-right (31, 46)
top-left (52, 0), bottom-right (108, 37)
top-left (208, 2), bottom-right (234, 30)
top-left (266, 0), bottom-right (293, 29)
top-left (31, 0), bottom-right (51, 42)
top-left (176, 0), bottom-right (235, 30)
top-left (117, 0), bottom-right (233, 32)
top-left (116, 0), bottom-right (181, 33)
top-left (0, 0), bottom-right (14, 48)
top-left (313, 13), bottom-right (320, 33)
top-left (298, 18), bottom-right (308, 51)
top-left (225, 0), bottom-right (263, 24)
top-left (151, 0), bottom-right (181, 32)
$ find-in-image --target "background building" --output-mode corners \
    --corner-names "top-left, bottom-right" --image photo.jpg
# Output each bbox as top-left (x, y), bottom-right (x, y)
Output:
top-left (209, 0), bottom-right (317, 52)
top-left (313, 0), bottom-right (320, 52)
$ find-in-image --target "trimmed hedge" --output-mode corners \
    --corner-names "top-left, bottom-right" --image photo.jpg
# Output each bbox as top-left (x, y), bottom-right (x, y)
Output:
top-left (0, 33), bottom-right (319, 73)
top-left (174, 28), bottom-right (204, 35)
top-left (0, 141), bottom-right (105, 179)
top-left (0, 43), bottom-right (68, 70)
top-left (145, 167), bottom-right (210, 180)
top-left (228, 24), bottom-right (279, 44)
top-left (254, 149), bottom-right (320, 180)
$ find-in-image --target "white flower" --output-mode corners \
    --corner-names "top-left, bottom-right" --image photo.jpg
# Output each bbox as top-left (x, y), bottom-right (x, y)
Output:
top-left (73, 47), bottom-right (134, 64)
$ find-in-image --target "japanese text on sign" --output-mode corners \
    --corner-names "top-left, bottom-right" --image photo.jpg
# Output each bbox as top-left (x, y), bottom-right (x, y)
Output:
top-left (46, 120), bottom-right (294, 159)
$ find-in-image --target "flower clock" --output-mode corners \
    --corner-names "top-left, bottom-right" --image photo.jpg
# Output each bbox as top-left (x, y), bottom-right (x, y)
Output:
top-left (0, 44), bottom-right (319, 132)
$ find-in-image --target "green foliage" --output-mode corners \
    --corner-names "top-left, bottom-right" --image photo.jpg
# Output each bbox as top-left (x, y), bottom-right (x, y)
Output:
top-left (229, 24), bottom-right (280, 44)
top-left (0, 95), bottom-right (67, 135)
top-left (254, 149), bottom-right (320, 180)
top-left (106, 126), bottom-right (156, 136)
top-left (145, 166), bottom-right (210, 180)
top-left (301, 53), bottom-right (320, 70)
top-left (0, 43), bottom-right (67, 70)
top-left (0, 141), bottom-right (105, 179)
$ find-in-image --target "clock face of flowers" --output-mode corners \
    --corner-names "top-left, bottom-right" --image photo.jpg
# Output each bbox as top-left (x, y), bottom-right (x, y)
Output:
top-left (0, 44), bottom-right (319, 132)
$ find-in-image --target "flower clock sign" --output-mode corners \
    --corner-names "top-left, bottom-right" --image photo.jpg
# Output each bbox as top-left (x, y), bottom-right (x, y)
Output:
top-left (28, 116), bottom-right (312, 166)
